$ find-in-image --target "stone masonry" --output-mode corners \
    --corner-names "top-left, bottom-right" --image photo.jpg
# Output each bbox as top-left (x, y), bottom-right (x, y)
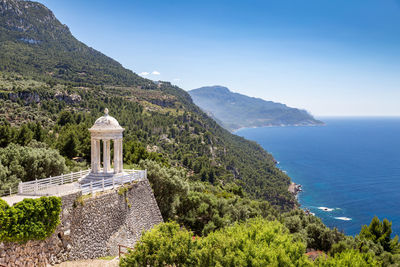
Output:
top-left (0, 179), bottom-right (163, 266)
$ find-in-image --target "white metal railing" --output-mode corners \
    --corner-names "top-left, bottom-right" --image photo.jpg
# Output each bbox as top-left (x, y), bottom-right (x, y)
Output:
top-left (80, 169), bottom-right (147, 195)
top-left (15, 169), bottom-right (146, 197)
top-left (18, 169), bottom-right (91, 195)
top-left (0, 186), bottom-right (19, 197)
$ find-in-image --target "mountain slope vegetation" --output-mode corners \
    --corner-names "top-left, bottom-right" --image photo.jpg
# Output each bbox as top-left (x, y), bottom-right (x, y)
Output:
top-left (189, 86), bottom-right (323, 131)
top-left (0, 0), bottom-right (294, 209)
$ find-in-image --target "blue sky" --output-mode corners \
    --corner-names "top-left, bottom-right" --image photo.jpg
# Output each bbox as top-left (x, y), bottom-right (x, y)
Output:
top-left (38, 0), bottom-right (400, 116)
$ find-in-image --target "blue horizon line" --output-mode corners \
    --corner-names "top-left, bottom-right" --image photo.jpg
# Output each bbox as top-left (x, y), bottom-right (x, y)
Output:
top-left (316, 115), bottom-right (400, 119)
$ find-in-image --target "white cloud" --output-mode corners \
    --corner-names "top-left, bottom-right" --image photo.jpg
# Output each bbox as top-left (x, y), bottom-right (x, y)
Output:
top-left (151, 70), bottom-right (160, 75)
top-left (139, 72), bottom-right (149, 76)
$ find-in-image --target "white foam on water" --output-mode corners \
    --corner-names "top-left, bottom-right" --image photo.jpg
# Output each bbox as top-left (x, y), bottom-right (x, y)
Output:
top-left (318, 207), bottom-right (334, 212)
top-left (335, 217), bottom-right (352, 221)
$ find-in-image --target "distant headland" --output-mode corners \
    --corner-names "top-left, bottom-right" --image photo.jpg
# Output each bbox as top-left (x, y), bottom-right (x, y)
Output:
top-left (189, 86), bottom-right (324, 131)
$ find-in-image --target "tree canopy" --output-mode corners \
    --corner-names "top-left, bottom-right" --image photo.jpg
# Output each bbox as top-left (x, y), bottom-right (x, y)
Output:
top-left (120, 219), bottom-right (312, 267)
top-left (0, 197), bottom-right (61, 242)
top-left (0, 143), bottom-right (67, 191)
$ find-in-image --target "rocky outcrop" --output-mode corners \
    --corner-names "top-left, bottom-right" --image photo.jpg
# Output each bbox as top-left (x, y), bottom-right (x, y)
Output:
top-left (288, 182), bottom-right (302, 197)
top-left (54, 91), bottom-right (82, 103)
top-left (8, 91), bottom-right (40, 104)
top-left (2, 90), bottom-right (82, 105)
top-left (0, 0), bottom-right (70, 35)
top-left (0, 179), bottom-right (163, 266)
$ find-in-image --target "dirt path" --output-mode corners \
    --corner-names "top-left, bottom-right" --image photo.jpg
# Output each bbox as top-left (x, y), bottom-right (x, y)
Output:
top-left (54, 258), bottom-right (119, 267)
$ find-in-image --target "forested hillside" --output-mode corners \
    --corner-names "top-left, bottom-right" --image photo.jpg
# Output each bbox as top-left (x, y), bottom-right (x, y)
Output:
top-left (0, 0), bottom-right (294, 209)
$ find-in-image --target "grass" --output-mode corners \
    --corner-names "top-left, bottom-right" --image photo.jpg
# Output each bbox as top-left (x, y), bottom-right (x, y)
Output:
top-left (118, 186), bottom-right (128, 196)
top-left (98, 256), bottom-right (116, 260)
top-left (73, 194), bottom-right (92, 207)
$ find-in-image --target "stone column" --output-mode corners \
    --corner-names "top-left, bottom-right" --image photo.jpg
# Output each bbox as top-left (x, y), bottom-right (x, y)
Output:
top-left (91, 137), bottom-right (96, 173)
top-left (95, 139), bottom-right (101, 173)
top-left (119, 138), bottom-right (123, 173)
top-left (107, 140), bottom-right (111, 172)
top-left (104, 139), bottom-right (108, 173)
top-left (113, 139), bottom-right (119, 173)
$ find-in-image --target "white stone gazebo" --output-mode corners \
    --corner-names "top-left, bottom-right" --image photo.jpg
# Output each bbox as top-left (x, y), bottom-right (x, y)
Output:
top-left (14, 108), bottom-right (147, 197)
top-left (86, 108), bottom-right (125, 180)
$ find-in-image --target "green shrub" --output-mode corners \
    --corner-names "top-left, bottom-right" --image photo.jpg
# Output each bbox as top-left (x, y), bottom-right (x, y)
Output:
top-left (138, 159), bottom-right (189, 220)
top-left (0, 143), bottom-right (68, 187)
top-left (138, 160), bottom-right (278, 236)
top-left (282, 209), bottom-right (345, 252)
top-left (329, 217), bottom-right (400, 265)
top-left (315, 250), bottom-right (378, 266)
top-left (0, 160), bottom-right (19, 193)
top-left (176, 187), bottom-right (277, 236)
top-left (0, 196), bottom-right (62, 242)
top-left (73, 194), bottom-right (91, 207)
top-left (120, 218), bottom-right (312, 267)
top-left (120, 221), bottom-right (197, 267)
top-left (359, 216), bottom-right (400, 254)
top-left (118, 185), bottom-right (128, 196)
top-left (194, 218), bottom-right (311, 266)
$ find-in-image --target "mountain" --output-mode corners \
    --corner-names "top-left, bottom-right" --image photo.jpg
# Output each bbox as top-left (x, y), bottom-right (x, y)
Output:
top-left (0, 0), bottom-right (148, 87)
top-left (0, 0), bottom-right (295, 208)
top-left (189, 86), bottom-right (323, 131)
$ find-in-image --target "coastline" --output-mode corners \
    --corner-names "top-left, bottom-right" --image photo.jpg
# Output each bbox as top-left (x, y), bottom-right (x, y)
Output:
top-left (238, 119), bottom-right (400, 236)
top-left (288, 182), bottom-right (302, 198)
top-left (232, 122), bottom-right (325, 133)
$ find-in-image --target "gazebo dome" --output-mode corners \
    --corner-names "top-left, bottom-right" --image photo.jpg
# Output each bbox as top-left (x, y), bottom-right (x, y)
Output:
top-left (89, 108), bottom-right (123, 131)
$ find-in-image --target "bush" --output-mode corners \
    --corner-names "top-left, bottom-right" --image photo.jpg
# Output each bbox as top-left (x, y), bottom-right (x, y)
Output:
top-left (359, 216), bottom-right (400, 254)
top-left (0, 160), bottom-right (19, 192)
top-left (282, 209), bottom-right (345, 252)
top-left (315, 250), bottom-right (378, 266)
top-left (124, 140), bottom-right (166, 165)
top-left (0, 197), bottom-right (62, 242)
top-left (138, 160), bottom-right (189, 220)
top-left (194, 218), bottom-right (311, 266)
top-left (138, 160), bottom-right (279, 236)
top-left (120, 218), bottom-right (312, 267)
top-left (176, 185), bottom-right (277, 236)
top-left (0, 143), bottom-right (68, 189)
top-left (120, 221), bottom-right (197, 267)
top-left (329, 217), bottom-right (400, 265)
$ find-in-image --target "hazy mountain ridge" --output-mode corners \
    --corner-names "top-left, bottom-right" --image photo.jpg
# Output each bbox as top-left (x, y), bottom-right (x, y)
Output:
top-left (189, 86), bottom-right (323, 131)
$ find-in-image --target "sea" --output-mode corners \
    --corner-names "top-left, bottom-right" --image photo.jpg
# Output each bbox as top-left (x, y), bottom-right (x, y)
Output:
top-left (236, 117), bottom-right (400, 236)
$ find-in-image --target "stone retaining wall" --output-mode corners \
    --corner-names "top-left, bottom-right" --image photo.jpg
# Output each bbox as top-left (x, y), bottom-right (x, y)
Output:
top-left (0, 179), bottom-right (163, 266)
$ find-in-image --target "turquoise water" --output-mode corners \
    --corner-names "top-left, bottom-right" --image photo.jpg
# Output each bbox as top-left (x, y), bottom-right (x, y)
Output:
top-left (236, 117), bottom-right (400, 236)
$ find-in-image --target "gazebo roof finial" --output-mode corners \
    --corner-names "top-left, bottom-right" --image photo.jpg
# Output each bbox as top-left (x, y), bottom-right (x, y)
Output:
top-left (89, 108), bottom-right (123, 131)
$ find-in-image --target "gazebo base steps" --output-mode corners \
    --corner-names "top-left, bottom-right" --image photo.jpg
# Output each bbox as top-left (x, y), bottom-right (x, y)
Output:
top-left (79, 171), bottom-right (127, 185)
